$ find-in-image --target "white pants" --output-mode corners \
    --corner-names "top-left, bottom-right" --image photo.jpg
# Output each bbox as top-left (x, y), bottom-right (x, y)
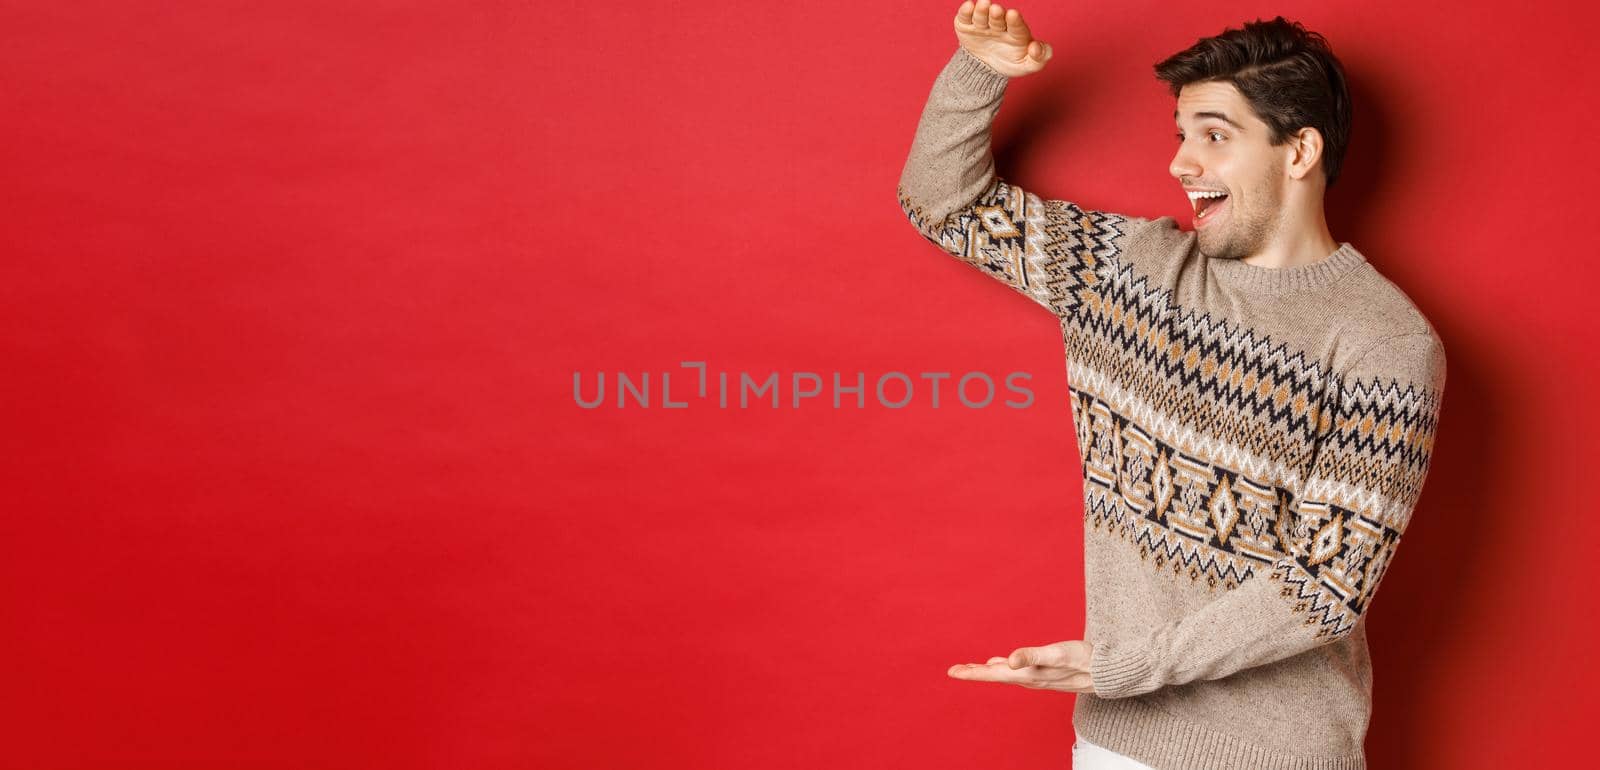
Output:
top-left (1072, 733), bottom-right (1156, 769)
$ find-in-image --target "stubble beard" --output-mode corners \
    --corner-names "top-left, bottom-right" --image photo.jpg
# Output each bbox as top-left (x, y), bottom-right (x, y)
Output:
top-left (1198, 166), bottom-right (1282, 262)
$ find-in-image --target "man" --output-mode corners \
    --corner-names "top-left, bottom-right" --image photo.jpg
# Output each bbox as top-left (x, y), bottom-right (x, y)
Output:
top-left (896, 3), bottom-right (1447, 768)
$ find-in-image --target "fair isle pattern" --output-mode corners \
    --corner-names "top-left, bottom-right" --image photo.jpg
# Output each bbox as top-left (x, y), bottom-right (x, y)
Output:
top-left (1305, 373), bottom-right (1444, 529)
top-left (1270, 370), bottom-right (1444, 635)
top-left (896, 175), bottom-right (1444, 639)
top-left (1073, 377), bottom-right (1437, 637)
top-left (895, 178), bottom-right (1132, 325)
top-left (1068, 247), bottom-right (1338, 469)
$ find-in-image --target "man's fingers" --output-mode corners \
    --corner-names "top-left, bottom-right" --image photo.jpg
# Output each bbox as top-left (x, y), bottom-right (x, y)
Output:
top-left (968, 0), bottom-right (985, 29)
top-left (955, 0), bottom-right (975, 25)
top-left (1009, 644), bottom-right (1068, 668)
top-left (986, 656), bottom-right (1007, 664)
top-left (948, 661), bottom-right (1039, 684)
top-left (1007, 8), bottom-right (1031, 40)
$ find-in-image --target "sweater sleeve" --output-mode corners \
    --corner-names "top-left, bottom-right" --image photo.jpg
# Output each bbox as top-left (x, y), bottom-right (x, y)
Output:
top-left (895, 46), bottom-right (1151, 335)
top-left (1089, 332), bottom-right (1448, 698)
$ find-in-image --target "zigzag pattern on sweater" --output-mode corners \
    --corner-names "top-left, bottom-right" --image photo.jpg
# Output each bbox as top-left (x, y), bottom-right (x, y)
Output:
top-left (895, 177), bottom-right (1132, 324)
top-left (1068, 267), bottom-right (1340, 469)
top-left (1070, 353), bottom-right (1442, 532)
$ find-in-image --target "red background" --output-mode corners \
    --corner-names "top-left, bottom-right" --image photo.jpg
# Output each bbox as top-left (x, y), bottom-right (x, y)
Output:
top-left (4, 1), bottom-right (1597, 768)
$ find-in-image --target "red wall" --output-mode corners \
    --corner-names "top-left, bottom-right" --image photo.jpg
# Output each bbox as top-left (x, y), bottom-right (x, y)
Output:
top-left (4, 1), bottom-right (1595, 767)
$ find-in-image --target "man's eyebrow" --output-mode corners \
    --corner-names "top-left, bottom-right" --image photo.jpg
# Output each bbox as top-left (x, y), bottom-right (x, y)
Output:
top-left (1174, 109), bottom-right (1245, 131)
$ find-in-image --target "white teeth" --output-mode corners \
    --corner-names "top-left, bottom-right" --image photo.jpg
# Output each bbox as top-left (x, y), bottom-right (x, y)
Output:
top-left (1187, 190), bottom-right (1228, 216)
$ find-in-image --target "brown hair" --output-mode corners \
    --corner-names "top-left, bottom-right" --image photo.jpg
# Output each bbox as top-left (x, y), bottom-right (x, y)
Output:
top-left (1154, 16), bottom-right (1352, 189)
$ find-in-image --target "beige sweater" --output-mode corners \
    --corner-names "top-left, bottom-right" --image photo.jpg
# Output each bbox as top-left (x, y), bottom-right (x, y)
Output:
top-left (897, 47), bottom-right (1447, 769)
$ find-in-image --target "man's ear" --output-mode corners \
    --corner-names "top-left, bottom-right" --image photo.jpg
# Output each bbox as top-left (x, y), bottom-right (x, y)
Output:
top-left (1286, 126), bottom-right (1324, 182)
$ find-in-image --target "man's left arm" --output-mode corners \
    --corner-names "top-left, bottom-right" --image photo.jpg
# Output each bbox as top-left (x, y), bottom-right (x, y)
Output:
top-left (1088, 331), bottom-right (1448, 699)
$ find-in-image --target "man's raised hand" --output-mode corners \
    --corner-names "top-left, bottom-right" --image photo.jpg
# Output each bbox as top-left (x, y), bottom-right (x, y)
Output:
top-left (953, 0), bottom-right (1053, 78)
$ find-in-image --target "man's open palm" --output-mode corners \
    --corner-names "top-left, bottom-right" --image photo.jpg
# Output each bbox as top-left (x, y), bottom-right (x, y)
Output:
top-left (954, 0), bottom-right (1053, 78)
top-left (947, 640), bottom-right (1095, 693)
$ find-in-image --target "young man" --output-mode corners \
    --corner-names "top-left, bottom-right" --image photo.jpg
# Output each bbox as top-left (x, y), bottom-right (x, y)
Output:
top-left (896, 3), bottom-right (1447, 768)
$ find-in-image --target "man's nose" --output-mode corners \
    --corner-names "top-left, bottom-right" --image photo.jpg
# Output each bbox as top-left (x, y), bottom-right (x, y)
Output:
top-left (1170, 145), bottom-right (1200, 182)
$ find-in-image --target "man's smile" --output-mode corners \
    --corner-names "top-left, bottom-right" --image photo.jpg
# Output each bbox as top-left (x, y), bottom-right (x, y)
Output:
top-left (1186, 188), bottom-right (1229, 228)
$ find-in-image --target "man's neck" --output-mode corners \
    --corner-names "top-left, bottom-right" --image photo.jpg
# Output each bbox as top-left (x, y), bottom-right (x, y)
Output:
top-left (1242, 208), bottom-right (1339, 269)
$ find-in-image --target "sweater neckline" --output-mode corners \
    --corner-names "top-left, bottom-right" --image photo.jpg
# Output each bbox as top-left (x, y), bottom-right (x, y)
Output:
top-left (1207, 241), bottom-right (1368, 294)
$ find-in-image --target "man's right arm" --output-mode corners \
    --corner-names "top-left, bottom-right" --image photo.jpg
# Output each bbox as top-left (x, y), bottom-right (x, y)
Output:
top-left (896, 46), bottom-right (1151, 332)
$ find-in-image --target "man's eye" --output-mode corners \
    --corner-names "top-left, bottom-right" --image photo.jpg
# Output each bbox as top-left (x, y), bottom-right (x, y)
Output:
top-left (1209, 131), bottom-right (1225, 142)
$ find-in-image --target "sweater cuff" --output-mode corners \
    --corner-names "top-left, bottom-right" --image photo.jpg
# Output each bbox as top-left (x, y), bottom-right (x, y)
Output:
top-left (947, 46), bottom-right (1010, 99)
top-left (1090, 641), bottom-right (1158, 699)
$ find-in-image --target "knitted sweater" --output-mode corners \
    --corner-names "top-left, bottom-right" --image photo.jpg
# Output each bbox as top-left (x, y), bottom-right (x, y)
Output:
top-left (897, 47), bottom-right (1447, 770)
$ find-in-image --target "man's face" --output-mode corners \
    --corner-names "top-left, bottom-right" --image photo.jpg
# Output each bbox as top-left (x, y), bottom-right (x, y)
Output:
top-left (1169, 81), bottom-right (1285, 260)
